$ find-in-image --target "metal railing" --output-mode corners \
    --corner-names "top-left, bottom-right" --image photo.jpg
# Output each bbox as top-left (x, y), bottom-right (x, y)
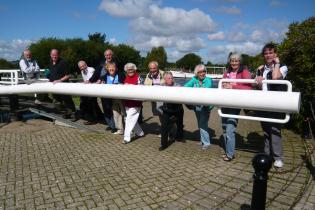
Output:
top-left (218, 79), bottom-right (293, 123)
top-left (0, 69), bottom-right (48, 85)
top-left (0, 70), bottom-right (19, 85)
top-left (206, 66), bottom-right (226, 75)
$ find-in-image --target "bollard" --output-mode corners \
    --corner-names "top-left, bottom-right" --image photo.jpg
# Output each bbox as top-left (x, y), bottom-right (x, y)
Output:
top-left (251, 154), bottom-right (272, 210)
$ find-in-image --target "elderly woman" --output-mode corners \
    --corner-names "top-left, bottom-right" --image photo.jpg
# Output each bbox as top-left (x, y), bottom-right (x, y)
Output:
top-left (221, 53), bottom-right (252, 161)
top-left (157, 72), bottom-right (184, 151)
top-left (122, 63), bottom-right (144, 144)
top-left (184, 64), bottom-right (213, 149)
top-left (103, 63), bottom-right (125, 135)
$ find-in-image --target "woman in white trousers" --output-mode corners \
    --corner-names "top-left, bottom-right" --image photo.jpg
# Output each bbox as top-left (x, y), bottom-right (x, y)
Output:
top-left (123, 63), bottom-right (144, 143)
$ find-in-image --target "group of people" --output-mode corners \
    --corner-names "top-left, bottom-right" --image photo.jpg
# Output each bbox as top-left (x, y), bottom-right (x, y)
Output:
top-left (19, 42), bottom-right (288, 168)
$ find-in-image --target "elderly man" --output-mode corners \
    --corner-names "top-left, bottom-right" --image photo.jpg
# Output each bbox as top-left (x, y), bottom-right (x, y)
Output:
top-left (144, 61), bottom-right (165, 133)
top-left (78, 60), bottom-right (102, 125)
top-left (89, 49), bottom-right (115, 83)
top-left (87, 49), bottom-right (117, 130)
top-left (49, 49), bottom-right (76, 121)
top-left (19, 49), bottom-right (40, 80)
top-left (19, 49), bottom-right (41, 104)
top-left (157, 72), bottom-right (184, 151)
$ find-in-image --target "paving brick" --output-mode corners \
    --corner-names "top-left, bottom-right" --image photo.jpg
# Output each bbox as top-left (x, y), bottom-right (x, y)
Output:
top-left (0, 104), bottom-right (313, 210)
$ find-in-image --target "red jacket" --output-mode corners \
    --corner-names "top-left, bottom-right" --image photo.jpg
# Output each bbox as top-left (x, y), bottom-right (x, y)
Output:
top-left (124, 73), bottom-right (142, 107)
top-left (223, 66), bottom-right (252, 90)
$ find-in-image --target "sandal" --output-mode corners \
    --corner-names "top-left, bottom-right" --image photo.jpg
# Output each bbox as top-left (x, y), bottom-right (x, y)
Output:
top-left (223, 155), bottom-right (234, 161)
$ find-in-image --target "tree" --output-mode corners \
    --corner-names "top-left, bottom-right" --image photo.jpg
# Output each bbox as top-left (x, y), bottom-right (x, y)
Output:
top-left (29, 38), bottom-right (66, 70)
top-left (0, 59), bottom-right (17, 69)
top-left (144, 46), bottom-right (167, 70)
top-left (112, 44), bottom-right (141, 72)
top-left (204, 61), bottom-right (213, 67)
top-left (176, 53), bottom-right (202, 71)
top-left (279, 16), bottom-right (315, 134)
top-left (88, 32), bottom-right (107, 44)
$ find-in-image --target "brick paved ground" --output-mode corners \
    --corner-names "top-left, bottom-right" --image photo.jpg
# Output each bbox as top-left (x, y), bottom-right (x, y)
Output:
top-left (0, 103), bottom-right (314, 209)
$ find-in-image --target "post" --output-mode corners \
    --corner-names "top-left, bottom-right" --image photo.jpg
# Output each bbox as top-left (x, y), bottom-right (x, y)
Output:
top-left (251, 153), bottom-right (272, 210)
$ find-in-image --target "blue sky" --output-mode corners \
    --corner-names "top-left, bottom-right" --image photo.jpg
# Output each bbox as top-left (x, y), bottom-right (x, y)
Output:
top-left (0, 0), bottom-right (314, 63)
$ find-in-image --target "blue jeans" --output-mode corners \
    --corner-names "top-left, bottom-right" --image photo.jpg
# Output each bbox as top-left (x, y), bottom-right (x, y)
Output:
top-left (195, 107), bottom-right (210, 146)
top-left (221, 108), bottom-right (240, 158)
top-left (222, 117), bottom-right (238, 158)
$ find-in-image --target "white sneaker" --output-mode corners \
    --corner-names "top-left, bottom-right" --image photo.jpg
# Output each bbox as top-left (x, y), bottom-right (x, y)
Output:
top-left (158, 134), bottom-right (161, 138)
top-left (136, 132), bottom-right (144, 137)
top-left (34, 99), bottom-right (42, 105)
top-left (114, 130), bottom-right (124, 135)
top-left (274, 160), bottom-right (284, 168)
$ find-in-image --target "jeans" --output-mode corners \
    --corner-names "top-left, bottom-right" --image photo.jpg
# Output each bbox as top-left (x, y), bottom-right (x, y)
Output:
top-left (221, 108), bottom-right (240, 158)
top-left (195, 107), bottom-right (210, 146)
top-left (222, 117), bottom-right (238, 158)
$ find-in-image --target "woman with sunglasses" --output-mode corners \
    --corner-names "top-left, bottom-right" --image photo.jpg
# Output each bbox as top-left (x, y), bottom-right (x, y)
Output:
top-left (184, 64), bottom-right (213, 150)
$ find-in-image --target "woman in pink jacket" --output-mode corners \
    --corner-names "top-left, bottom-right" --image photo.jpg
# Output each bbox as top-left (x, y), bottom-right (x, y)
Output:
top-left (221, 53), bottom-right (252, 161)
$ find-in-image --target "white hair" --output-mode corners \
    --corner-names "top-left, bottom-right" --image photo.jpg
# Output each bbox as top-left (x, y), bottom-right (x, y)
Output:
top-left (163, 71), bottom-right (173, 79)
top-left (194, 64), bottom-right (206, 76)
top-left (104, 49), bottom-right (113, 55)
top-left (229, 52), bottom-right (242, 63)
top-left (50, 49), bottom-right (59, 55)
top-left (148, 61), bottom-right (158, 68)
top-left (124, 63), bottom-right (137, 71)
top-left (77, 60), bottom-right (86, 67)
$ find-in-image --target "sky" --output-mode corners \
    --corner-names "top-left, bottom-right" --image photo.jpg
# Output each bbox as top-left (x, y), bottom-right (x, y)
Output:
top-left (0, 0), bottom-right (314, 64)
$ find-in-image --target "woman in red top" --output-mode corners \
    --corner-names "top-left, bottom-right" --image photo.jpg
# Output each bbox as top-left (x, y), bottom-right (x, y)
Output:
top-left (221, 53), bottom-right (252, 161)
top-left (123, 63), bottom-right (144, 144)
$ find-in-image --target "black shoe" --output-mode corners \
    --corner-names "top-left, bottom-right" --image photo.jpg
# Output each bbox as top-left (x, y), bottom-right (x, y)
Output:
top-left (70, 117), bottom-right (78, 122)
top-left (84, 121), bottom-right (96, 125)
top-left (105, 127), bottom-right (112, 131)
top-left (62, 114), bottom-right (70, 119)
top-left (177, 138), bottom-right (186, 143)
top-left (111, 128), bottom-right (118, 133)
top-left (159, 146), bottom-right (167, 151)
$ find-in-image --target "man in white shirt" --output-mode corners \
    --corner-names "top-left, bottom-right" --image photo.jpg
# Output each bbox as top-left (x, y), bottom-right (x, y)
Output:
top-left (78, 60), bottom-right (99, 125)
top-left (19, 49), bottom-right (41, 104)
top-left (256, 42), bottom-right (288, 168)
top-left (19, 49), bottom-right (40, 80)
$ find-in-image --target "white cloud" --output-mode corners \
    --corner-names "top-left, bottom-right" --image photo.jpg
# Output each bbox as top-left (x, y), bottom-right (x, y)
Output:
top-left (99, 1), bottom-right (216, 61)
top-left (99, 1), bottom-right (289, 63)
top-left (131, 35), bottom-right (205, 53)
top-left (250, 30), bottom-right (263, 42)
top-left (227, 31), bottom-right (247, 42)
top-left (209, 41), bottom-right (263, 63)
top-left (109, 38), bottom-right (118, 45)
top-left (168, 50), bottom-right (186, 62)
top-left (0, 39), bottom-right (34, 61)
top-left (208, 31), bottom-right (225, 40)
top-left (131, 5), bottom-right (216, 36)
top-left (215, 6), bottom-right (242, 15)
top-left (98, 0), bottom-right (154, 18)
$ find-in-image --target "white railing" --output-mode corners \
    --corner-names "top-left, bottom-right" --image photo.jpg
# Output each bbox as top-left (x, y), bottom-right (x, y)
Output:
top-left (218, 79), bottom-right (294, 123)
top-left (0, 82), bottom-right (300, 114)
top-left (0, 70), bottom-right (19, 85)
top-left (0, 69), bottom-right (48, 85)
top-left (206, 66), bottom-right (226, 75)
